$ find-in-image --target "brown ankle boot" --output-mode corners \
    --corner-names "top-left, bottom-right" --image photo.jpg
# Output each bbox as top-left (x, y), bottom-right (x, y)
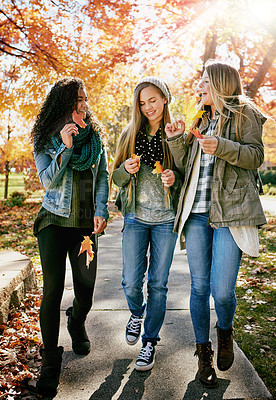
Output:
top-left (216, 324), bottom-right (234, 371)
top-left (195, 342), bottom-right (218, 388)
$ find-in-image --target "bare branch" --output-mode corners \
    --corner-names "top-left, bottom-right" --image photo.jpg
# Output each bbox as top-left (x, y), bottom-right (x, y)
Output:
top-left (246, 40), bottom-right (276, 98)
top-left (0, 39), bottom-right (35, 56)
top-left (10, 0), bottom-right (25, 26)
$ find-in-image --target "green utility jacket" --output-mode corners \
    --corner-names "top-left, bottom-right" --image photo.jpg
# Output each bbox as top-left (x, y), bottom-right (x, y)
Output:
top-left (167, 105), bottom-right (267, 232)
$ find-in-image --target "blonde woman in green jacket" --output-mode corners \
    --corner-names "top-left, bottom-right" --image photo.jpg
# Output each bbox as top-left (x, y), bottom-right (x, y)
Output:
top-left (165, 60), bottom-right (266, 388)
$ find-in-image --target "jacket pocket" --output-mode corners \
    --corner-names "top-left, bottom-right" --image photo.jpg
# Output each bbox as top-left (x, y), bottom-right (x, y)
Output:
top-left (219, 179), bottom-right (258, 222)
top-left (216, 186), bottom-right (245, 221)
top-left (223, 169), bottom-right (238, 194)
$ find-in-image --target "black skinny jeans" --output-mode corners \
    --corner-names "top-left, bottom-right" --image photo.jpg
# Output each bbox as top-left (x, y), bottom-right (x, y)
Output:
top-left (37, 225), bottom-right (97, 350)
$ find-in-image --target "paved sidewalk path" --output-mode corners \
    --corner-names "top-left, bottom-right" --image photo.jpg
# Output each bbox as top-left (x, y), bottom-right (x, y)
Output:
top-left (55, 216), bottom-right (272, 400)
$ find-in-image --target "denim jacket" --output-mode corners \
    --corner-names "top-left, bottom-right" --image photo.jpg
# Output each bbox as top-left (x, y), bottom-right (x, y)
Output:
top-left (34, 142), bottom-right (109, 220)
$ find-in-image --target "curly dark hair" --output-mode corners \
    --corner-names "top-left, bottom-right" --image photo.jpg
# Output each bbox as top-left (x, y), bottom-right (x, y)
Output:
top-left (31, 77), bottom-right (102, 154)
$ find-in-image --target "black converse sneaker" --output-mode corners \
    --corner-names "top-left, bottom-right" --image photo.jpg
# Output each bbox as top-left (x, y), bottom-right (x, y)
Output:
top-left (135, 341), bottom-right (155, 371)
top-left (125, 315), bottom-right (143, 345)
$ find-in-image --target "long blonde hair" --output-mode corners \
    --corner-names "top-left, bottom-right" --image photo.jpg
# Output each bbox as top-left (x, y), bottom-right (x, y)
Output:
top-left (110, 82), bottom-right (173, 202)
top-left (187, 59), bottom-right (263, 144)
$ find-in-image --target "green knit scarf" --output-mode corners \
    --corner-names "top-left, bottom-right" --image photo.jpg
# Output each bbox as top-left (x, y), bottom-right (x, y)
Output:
top-left (51, 123), bottom-right (102, 171)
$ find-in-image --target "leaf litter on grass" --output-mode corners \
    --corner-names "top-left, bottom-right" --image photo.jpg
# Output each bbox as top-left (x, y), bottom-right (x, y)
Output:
top-left (0, 200), bottom-right (121, 398)
top-left (234, 216), bottom-right (276, 398)
top-left (0, 201), bottom-right (43, 398)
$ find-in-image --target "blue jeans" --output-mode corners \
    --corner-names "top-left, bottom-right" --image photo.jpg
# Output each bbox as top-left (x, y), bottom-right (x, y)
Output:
top-left (122, 220), bottom-right (177, 344)
top-left (184, 212), bottom-right (242, 344)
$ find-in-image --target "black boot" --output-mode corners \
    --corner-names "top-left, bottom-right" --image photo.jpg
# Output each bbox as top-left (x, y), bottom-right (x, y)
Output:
top-left (36, 346), bottom-right (63, 396)
top-left (216, 323), bottom-right (234, 371)
top-left (66, 307), bottom-right (90, 355)
top-left (195, 342), bottom-right (218, 388)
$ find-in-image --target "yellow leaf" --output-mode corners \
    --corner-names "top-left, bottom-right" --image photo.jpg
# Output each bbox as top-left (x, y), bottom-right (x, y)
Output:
top-left (182, 93), bottom-right (198, 117)
top-left (182, 94), bottom-right (205, 132)
top-left (131, 153), bottom-right (141, 178)
top-left (131, 153), bottom-right (141, 168)
top-left (193, 110), bottom-right (206, 119)
top-left (152, 161), bottom-right (163, 176)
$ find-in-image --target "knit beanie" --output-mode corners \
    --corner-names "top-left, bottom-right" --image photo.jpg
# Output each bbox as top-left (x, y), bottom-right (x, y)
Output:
top-left (134, 76), bottom-right (172, 104)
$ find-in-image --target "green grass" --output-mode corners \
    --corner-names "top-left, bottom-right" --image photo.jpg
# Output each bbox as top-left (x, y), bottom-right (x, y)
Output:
top-left (0, 173), bottom-right (25, 199)
top-left (0, 173), bottom-right (44, 201)
top-left (234, 222), bottom-right (276, 398)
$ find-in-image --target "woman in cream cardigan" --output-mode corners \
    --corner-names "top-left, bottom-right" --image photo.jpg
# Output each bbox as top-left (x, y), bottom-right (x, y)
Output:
top-left (165, 60), bottom-right (266, 388)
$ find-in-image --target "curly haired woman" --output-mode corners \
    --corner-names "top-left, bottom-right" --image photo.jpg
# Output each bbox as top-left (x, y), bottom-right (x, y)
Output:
top-left (31, 77), bottom-right (109, 395)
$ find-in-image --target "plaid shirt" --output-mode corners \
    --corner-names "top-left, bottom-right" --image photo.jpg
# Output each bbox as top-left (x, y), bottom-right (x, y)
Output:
top-left (191, 113), bottom-right (219, 213)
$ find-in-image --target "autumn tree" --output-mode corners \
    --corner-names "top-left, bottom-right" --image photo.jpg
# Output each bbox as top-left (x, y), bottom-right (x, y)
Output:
top-left (0, 0), bottom-right (275, 192)
top-left (0, 113), bottom-right (35, 198)
top-left (121, 0), bottom-right (276, 164)
top-left (0, 0), bottom-right (140, 196)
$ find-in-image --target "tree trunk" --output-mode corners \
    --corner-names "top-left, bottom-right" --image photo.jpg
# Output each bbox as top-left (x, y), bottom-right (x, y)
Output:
top-left (246, 39), bottom-right (276, 98)
top-left (4, 160), bottom-right (10, 199)
top-left (203, 29), bottom-right (218, 66)
top-left (4, 124), bottom-right (11, 199)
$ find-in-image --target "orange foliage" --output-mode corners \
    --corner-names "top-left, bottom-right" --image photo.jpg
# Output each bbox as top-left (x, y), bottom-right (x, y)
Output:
top-left (0, 0), bottom-right (275, 170)
top-left (78, 236), bottom-right (94, 268)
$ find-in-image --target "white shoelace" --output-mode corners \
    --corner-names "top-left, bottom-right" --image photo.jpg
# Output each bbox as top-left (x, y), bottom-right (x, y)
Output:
top-left (127, 317), bottom-right (142, 334)
top-left (138, 342), bottom-right (154, 361)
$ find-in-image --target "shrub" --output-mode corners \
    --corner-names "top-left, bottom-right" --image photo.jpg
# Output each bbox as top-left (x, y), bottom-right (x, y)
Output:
top-left (260, 170), bottom-right (276, 185)
top-left (4, 191), bottom-right (26, 207)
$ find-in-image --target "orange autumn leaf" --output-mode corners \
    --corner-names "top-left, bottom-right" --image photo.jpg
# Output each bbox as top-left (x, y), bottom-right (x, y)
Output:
top-left (79, 236), bottom-right (94, 258)
top-left (190, 127), bottom-right (203, 139)
top-left (152, 161), bottom-right (163, 176)
top-left (78, 236), bottom-right (94, 268)
top-left (72, 110), bottom-right (87, 128)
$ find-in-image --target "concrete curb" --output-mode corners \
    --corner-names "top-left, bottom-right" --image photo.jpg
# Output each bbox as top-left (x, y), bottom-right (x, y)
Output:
top-left (0, 250), bottom-right (36, 324)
